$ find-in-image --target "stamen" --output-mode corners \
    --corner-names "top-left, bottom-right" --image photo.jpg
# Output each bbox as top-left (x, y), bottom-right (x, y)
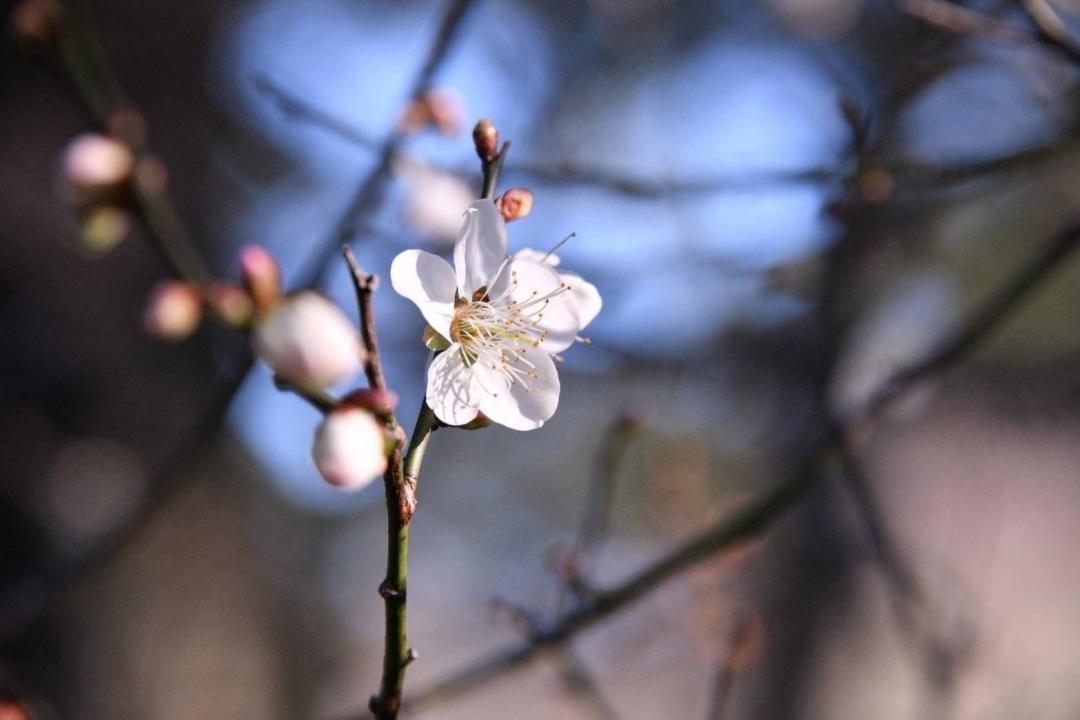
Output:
top-left (543, 232), bottom-right (575, 262)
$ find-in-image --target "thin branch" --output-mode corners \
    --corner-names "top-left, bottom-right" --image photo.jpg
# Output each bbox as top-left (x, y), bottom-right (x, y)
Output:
top-left (342, 243), bottom-right (431, 720)
top-left (575, 413), bottom-right (640, 565)
top-left (899, 0), bottom-right (1080, 64)
top-left (853, 220), bottom-right (1080, 427)
top-left (342, 247), bottom-right (389, 392)
top-left (254, 73), bottom-right (1080, 203)
top-left (899, 0), bottom-right (1030, 41)
top-left (379, 218), bottom-right (1080, 716)
top-left (1017, 0), bottom-right (1080, 63)
top-left (273, 375), bottom-right (340, 414)
top-left (252, 73), bottom-right (843, 198)
top-left (300, 0), bottom-right (477, 289)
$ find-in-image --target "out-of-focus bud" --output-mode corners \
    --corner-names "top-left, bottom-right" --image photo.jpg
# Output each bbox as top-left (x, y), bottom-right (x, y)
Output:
top-left (496, 188), bottom-right (533, 222)
top-left (238, 244), bottom-right (282, 312)
top-left (399, 88), bottom-right (464, 136)
top-left (0, 699), bottom-right (31, 720)
top-left (144, 280), bottom-right (202, 341)
top-left (62, 134), bottom-right (133, 203)
top-left (79, 206), bottom-right (130, 254)
top-left (341, 387), bottom-right (399, 415)
top-left (311, 406), bottom-right (388, 490)
top-left (472, 118), bottom-right (498, 163)
top-left (252, 291), bottom-right (363, 389)
top-left (396, 161), bottom-right (474, 245)
top-left (133, 156), bottom-right (168, 194)
top-left (857, 166), bottom-right (893, 204)
top-left (206, 282), bottom-right (254, 327)
top-left (108, 108), bottom-right (147, 147)
top-left (10, 0), bottom-right (61, 43)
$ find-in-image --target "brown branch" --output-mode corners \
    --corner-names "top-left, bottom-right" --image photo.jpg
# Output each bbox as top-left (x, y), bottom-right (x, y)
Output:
top-left (1017, 0), bottom-right (1080, 63)
top-left (255, 72), bottom-right (1080, 203)
top-left (899, 0), bottom-right (1080, 64)
top-left (272, 375), bottom-right (340, 415)
top-left (365, 218), bottom-right (1080, 717)
top-left (300, 0), bottom-right (477, 289)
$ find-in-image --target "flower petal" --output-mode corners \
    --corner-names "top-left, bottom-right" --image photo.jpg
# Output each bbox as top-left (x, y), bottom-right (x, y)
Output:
top-left (490, 259), bottom-right (580, 353)
top-left (559, 271), bottom-right (602, 330)
top-left (390, 249), bottom-right (457, 339)
top-left (426, 347), bottom-right (481, 426)
top-left (513, 247), bottom-right (560, 266)
top-left (454, 199), bottom-right (508, 297)
top-left (477, 348), bottom-right (560, 431)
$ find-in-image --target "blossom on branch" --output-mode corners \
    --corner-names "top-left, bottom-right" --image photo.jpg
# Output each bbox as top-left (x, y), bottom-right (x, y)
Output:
top-left (312, 406), bottom-right (388, 490)
top-left (391, 199), bottom-right (600, 430)
top-left (252, 291), bottom-right (363, 390)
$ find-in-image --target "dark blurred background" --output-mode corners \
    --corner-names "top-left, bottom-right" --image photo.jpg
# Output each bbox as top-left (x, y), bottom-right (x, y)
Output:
top-left (3, 0), bottom-right (1080, 717)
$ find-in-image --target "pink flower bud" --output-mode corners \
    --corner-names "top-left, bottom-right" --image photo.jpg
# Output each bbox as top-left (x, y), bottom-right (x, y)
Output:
top-left (133, 156), bottom-right (168, 194)
top-left (206, 282), bottom-right (254, 327)
top-left (252, 291), bottom-right (363, 389)
top-left (62, 134), bottom-right (133, 200)
top-left (10, 0), bottom-right (61, 43)
top-left (238, 244), bottom-right (282, 311)
top-left (144, 280), bottom-right (202, 341)
top-left (311, 407), bottom-right (388, 490)
top-left (496, 188), bottom-right (533, 222)
top-left (0, 700), bottom-right (31, 720)
top-left (341, 388), bottom-right (399, 415)
top-left (472, 119), bottom-right (499, 162)
top-left (399, 88), bottom-right (464, 136)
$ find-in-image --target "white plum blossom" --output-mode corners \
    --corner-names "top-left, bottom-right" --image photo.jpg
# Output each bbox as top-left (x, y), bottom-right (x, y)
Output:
top-left (252, 291), bottom-right (363, 390)
top-left (311, 407), bottom-right (388, 490)
top-left (391, 200), bottom-right (601, 430)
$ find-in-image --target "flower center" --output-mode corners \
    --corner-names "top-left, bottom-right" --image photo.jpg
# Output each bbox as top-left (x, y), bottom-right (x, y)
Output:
top-left (447, 272), bottom-right (571, 392)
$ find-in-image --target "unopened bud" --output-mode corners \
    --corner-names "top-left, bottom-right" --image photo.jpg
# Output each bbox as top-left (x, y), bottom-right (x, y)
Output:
top-left (238, 244), bottom-right (282, 312)
top-left (108, 108), bottom-right (147, 147)
top-left (399, 88), bottom-right (464, 136)
top-left (62, 134), bottom-right (133, 203)
top-left (206, 283), bottom-right (254, 327)
top-left (341, 388), bottom-right (399, 415)
top-left (79, 206), bottom-right (130, 254)
top-left (312, 407), bottom-right (388, 490)
top-left (0, 700), bottom-right (31, 720)
top-left (252, 291), bottom-right (363, 390)
top-left (133, 156), bottom-right (168, 194)
top-left (496, 188), bottom-right (533, 222)
top-left (10, 0), bottom-right (61, 43)
top-left (144, 280), bottom-right (202, 341)
top-left (472, 119), bottom-right (498, 162)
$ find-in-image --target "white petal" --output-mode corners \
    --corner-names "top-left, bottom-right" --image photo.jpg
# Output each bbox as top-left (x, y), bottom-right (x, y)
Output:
top-left (513, 247), bottom-right (560, 266)
top-left (477, 348), bottom-right (560, 431)
top-left (492, 259), bottom-right (580, 353)
top-left (559, 271), bottom-right (602, 330)
top-left (426, 348), bottom-right (481, 426)
top-left (390, 249), bottom-right (457, 339)
top-left (454, 199), bottom-right (508, 297)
